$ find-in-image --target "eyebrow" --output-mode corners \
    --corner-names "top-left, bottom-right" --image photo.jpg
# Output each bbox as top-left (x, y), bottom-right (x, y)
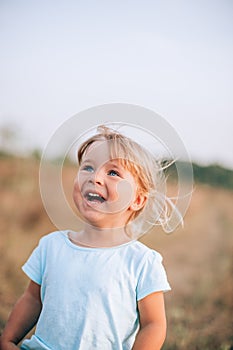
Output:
top-left (108, 161), bottom-right (121, 167)
top-left (81, 159), bottom-right (124, 169)
top-left (107, 161), bottom-right (125, 171)
top-left (80, 159), bottom-right (93, 164)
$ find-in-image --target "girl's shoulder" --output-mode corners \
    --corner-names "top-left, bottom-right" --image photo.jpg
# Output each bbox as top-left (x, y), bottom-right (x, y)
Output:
top-left (126, 240), bottom-right (164, 266)
top-left (35, 230), bottom-right (66, 248)
top-left (131, 240), bottom-right (162, 256)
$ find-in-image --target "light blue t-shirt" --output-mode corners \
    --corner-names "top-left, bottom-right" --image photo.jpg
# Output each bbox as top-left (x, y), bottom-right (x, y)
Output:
top-left (21, 231), bottom-right (171, 350)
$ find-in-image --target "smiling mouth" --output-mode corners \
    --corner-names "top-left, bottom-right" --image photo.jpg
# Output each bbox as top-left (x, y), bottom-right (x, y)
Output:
top-left (84, 192), bottom-right (105, 203)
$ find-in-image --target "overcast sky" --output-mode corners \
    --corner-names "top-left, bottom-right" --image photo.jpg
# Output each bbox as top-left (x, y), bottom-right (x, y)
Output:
top-left (0, 0), bottom-right (232, 169)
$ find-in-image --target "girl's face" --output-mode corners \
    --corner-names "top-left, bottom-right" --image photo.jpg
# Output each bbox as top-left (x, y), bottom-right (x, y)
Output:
top-left (73, 140), bottom-right (146, 228)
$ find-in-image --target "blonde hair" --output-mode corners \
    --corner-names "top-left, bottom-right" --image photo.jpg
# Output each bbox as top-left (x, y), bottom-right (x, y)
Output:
top-left (78, 125), bottom-right (183, 237)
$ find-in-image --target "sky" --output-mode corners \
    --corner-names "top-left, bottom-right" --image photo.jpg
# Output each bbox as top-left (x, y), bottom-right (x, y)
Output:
top-left (0, 0), bottom-right (233, 169)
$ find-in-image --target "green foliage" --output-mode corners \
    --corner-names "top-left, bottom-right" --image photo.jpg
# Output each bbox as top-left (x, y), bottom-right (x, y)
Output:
top-left (165, 161), bottom-right (233, 190)
top-left (0, 150), bottom-right (15, 159)
top-left (31, 149), bottom-right (42, 160)
top-left (192, 163), bottom-right (233, 190)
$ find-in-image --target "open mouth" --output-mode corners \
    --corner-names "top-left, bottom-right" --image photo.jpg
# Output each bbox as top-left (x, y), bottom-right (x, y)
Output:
top-left (84, 192), bottom-right (105, 203)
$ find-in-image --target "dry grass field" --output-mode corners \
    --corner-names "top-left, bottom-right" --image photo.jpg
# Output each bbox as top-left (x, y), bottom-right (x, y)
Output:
top-left (0, 156), bottom-right (232, 349)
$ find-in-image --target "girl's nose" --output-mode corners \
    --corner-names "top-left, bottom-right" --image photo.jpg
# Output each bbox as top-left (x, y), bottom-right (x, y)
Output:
top-left (88, 168), bottom-right (104, 185)
top-left (95, 169), bottom-right (104, 185)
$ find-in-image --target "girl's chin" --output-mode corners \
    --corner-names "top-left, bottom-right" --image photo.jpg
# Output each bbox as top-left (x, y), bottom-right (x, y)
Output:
top-left (77, 210), bottom-right (107, 226)
top-left (73, 201), bottom-right (131, 228)
top-left (78, 213), bottom-right (126, 229)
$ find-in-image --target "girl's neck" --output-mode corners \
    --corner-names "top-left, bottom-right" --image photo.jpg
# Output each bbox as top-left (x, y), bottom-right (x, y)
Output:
top-left (68, 225), bottom-right (132, 248)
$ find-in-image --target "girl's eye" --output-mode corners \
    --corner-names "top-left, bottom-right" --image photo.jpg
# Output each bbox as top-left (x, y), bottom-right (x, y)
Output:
top-left (82, 165), bottom-right (94, 173)
top-left (108, 169), bottom-right (120, 177)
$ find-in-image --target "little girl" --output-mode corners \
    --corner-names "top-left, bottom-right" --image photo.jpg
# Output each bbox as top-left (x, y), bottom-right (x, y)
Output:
top-left (1, 125), bottom-right (173, 350)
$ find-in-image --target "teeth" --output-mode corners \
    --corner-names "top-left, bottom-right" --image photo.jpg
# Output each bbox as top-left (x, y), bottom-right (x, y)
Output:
top-left (89, 193), bottom-right (100, 197)
top-left (85, 192), bottom-right (105, 202)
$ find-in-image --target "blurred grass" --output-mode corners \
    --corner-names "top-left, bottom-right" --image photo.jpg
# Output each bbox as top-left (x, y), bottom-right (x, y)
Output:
top-left (0, 156), bottom-right (232, 349)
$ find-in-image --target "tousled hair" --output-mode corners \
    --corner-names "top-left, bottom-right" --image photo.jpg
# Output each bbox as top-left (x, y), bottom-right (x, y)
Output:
top-left (78, 125), bottom-right (183, 237)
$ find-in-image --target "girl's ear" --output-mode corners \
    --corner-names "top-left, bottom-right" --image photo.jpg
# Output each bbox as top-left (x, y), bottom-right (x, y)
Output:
top-left (130, 192), bottom-right (148, 212)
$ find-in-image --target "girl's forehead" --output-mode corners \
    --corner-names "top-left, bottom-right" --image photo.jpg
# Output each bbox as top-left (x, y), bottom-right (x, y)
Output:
top-left (82, 140), bottom-right (131, 169)
top-left (85, 140), bottom-right (110, 157)
top-left (83, 140), bottom-right (114, 165)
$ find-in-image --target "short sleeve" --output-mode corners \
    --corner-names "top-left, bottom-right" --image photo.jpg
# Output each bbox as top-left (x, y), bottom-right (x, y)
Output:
top-left (136, 251), bottom-right (171, 301)
top-left (22, 237), bottom-right (46, 285)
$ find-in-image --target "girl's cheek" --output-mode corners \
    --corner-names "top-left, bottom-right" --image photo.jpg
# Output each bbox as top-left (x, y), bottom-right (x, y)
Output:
top-left (104, 180), bottom-right (135, 213)
top-left (73, 181), bottom-right (77, 192)
top-left (73, 178), bottom-right (81, 197)
top-left (74, 171), bottom-right (83, 186)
